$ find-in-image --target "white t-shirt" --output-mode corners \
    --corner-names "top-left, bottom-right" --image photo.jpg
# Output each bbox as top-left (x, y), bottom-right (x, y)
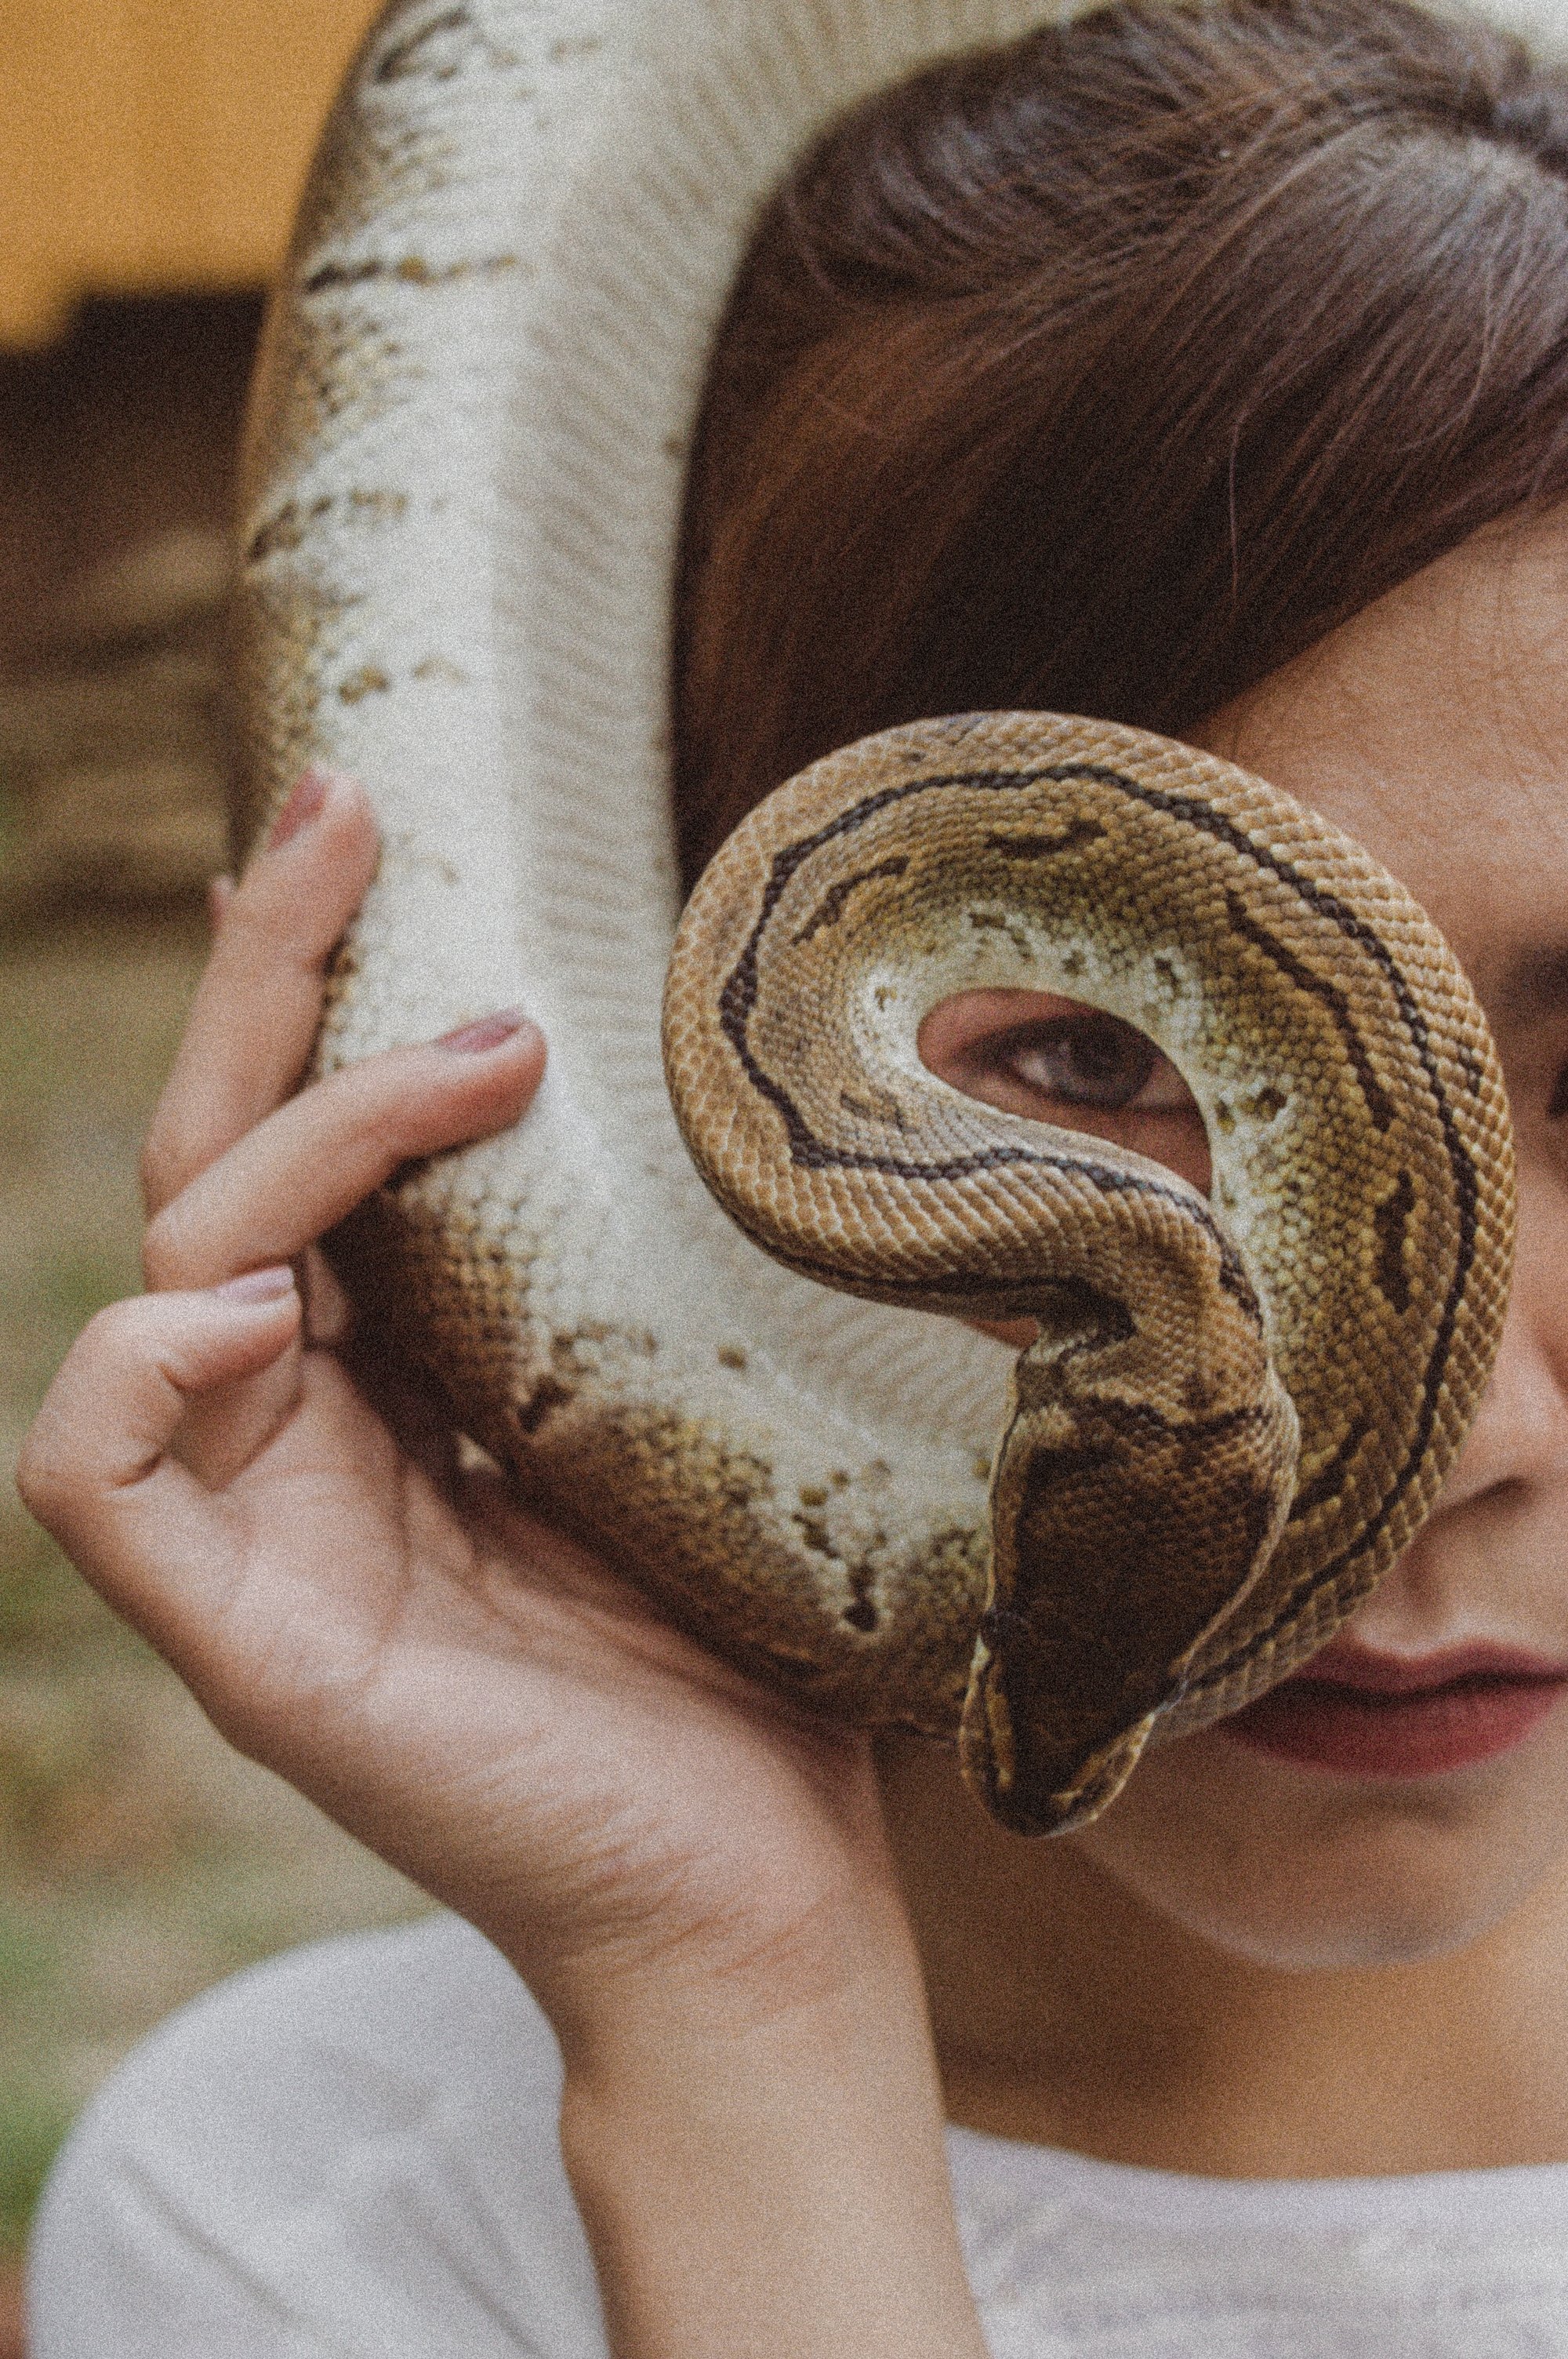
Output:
top-left (27, 1912), bottom-right (1568, 2357)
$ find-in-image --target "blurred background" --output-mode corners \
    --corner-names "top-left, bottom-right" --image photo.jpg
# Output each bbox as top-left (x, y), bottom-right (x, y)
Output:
top-left (1, 5), bottom-right (432, 2343)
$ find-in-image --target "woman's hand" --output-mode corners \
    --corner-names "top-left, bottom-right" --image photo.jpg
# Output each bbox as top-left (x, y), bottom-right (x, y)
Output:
top-left (16, 771), bottom-right (988, 2359)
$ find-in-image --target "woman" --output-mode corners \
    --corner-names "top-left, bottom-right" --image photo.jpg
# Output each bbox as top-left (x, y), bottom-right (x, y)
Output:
top-left (19, 0), bottom-right (1568, 2347)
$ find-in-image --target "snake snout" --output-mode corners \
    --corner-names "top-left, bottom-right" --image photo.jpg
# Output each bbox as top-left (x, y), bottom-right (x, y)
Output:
top-left (961, 1261), bottom-right (1299, 1834)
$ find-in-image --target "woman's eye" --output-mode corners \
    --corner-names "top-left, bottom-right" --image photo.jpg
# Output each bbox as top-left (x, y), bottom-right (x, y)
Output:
top-left (996, 1012), bottom-right (1165, 1112)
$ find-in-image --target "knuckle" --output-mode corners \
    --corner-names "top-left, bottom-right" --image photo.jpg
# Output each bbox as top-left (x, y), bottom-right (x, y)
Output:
top-left (138, 1129), bottom-right (180, 1213)
top-left (14, 1302), bottom-right (134, 1518)
top-left (228, 867), bottom-right (347, 975)
top-left (14, 1420), bottom-right (64, 1523)
top-left (218, 887), bottom-right (278, 955)
top-left (140, 1201), bottom-right (193, 1292)
top-left (202, 1685), bottom-right (284, 1765)
top-left (328, 1063), bottom-right (416, 1165)
top-left (80, 1294), bottom-right (147, 1366)
top-left (365, 1092), bottom-right (419, 1164)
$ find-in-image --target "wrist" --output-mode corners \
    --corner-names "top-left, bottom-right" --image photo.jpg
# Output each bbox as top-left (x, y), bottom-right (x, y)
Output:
top-left (558, 1955), bottom-right (985, 2359)
top-left (543, 1879), bottom-right (985, 2359)
top-left (557, 1881), bottom-right (932, 2135)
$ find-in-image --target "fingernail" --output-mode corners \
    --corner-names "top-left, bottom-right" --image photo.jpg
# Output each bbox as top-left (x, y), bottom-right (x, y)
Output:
top-left (435, 1010), bottom-right (528, 1055)
top-left (213, 1267), bottom-right (298, 1304)
top-left (267, 768), bottom-right (334, 848)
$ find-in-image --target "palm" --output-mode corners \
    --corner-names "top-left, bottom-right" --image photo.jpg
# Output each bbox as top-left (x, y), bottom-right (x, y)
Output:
top-left (18, 786), bottom-right (899, 2035)
top-left (187, 1337), bottom-right (884, 1987)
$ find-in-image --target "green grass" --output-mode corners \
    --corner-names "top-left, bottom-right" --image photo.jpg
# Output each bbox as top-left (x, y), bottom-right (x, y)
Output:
top-left (0, 1905), bottom-right (76, 2255)
top-left (0, 2086), bottom-right (75, 2254)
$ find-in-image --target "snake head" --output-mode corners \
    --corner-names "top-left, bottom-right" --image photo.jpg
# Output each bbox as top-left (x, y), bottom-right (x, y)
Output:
top-left (963, 1276), bottom-right (1299, 1834)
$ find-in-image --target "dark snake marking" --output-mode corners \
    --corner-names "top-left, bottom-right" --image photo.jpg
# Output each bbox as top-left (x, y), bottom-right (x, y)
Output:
top-left (716, 760), bottom-right (1481, 1658)
top-left (983, 818), bottom-right (1106, 859)
top-left (997, 1390), bottom-right (1286, 1464)
top-left (791, 855), bottom-right (909, 946)
top-left (1287, 1415), bottom-right (1372, 1521)
top-left (985, 1398), bottom-right (1288, 1712)
top-left (839, 1084), bottom-right (908, 1130)
top-left (1373, 1169), bottom-right (1416, 1314)
top-left (303, 252), bottom-right (519, 294)
top-left (1222, 891), bottom-right (1395, 1132)
top-left (374, 4), bottom-right (477, 84)
top-left (984, 1425), bottom-right (1283, 1772)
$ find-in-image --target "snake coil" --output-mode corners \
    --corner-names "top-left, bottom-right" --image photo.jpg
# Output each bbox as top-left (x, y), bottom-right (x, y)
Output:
top-left (238, 0), bottom-right (1526, 1830)
top-left (663, 713), bottom-right (1512, 1829)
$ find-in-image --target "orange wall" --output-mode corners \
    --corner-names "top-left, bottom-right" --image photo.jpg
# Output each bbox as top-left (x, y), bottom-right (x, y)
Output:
top-left (2, 0), bottom-right (384, 344)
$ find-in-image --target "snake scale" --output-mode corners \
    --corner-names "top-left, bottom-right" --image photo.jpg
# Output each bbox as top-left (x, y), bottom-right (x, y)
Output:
top-left (237, 0), bottom-right (1525, 1835)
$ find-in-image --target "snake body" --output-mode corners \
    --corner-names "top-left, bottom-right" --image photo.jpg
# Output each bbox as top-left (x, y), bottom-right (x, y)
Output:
top-left (663, 714), bottom-right (1512, 1828)
top-left (238, 0), bottom-right (1526, 1833)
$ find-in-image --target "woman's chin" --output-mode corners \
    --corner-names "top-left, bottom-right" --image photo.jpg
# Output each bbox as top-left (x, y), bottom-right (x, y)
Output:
top-left (1071, 1699), bottom-right (1568, 1974)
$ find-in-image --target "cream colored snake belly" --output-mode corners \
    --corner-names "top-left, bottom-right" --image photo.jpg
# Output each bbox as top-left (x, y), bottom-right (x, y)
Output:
top-left (663, 713), bottom-right (1514, 1830)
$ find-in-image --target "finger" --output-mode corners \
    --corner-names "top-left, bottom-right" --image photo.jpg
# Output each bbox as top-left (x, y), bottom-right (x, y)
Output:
top-left (208, 873), bottom-right (234, 935)
top-left (142, 770), bottom-right (379, 1213)
top-left (172, 1300), bottom-right (306, 1491)
top-left (16, 1279), bottom-right (302, 1656)
top-left (142, 1014), bottom-right (545, 1292)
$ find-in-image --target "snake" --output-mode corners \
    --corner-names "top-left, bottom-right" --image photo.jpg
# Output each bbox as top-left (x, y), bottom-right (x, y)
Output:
top-left (662, 712), bottom-right (1513, 1829)
top-left (234, 0), bottom-right (1525, 1834)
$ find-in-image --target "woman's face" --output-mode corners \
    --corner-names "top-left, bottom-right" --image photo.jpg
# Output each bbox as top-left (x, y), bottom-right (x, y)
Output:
top-left (922, 512), bottom-right (1568, 1969)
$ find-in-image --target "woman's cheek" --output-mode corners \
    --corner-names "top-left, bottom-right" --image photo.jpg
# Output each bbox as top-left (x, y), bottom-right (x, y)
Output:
top-left (1117, 1110), bottom-right (1212, 1194)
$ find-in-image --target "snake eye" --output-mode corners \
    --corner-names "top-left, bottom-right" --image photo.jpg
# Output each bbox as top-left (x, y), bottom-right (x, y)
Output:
top-left (996, 1011), bottom-right (1162, 1111)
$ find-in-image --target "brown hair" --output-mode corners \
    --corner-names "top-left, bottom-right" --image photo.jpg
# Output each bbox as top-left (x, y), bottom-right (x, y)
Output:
top-left (674, 0), bottom-right (1568, 890)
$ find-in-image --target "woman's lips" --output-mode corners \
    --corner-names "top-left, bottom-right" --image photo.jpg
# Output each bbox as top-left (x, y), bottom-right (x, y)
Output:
top-left (1221, 1639), bottom-right (1568, 1777)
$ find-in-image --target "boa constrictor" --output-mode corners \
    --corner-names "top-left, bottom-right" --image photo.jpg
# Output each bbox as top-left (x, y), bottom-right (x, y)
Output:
top-left (237, 0), bottom-right (1528, 1831)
